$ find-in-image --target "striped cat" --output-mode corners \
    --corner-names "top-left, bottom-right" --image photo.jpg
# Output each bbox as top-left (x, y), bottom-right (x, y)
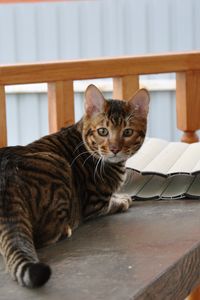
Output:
top-left (0, 84), bottom-right (149, 288)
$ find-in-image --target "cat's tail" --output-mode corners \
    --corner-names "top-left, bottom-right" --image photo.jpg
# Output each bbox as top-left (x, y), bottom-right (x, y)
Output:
top-left (0, 224), bottom-right (51, 288)
top-left (15, 262), bottom-right (51, 288)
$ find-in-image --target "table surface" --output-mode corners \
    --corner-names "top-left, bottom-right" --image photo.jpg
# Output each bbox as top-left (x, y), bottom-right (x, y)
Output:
top-left (1, 200), bottom-right (200, 300)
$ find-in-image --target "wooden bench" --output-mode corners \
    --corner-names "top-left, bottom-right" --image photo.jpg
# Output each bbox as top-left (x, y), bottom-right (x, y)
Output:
top-left (1, 52), bottom-right (200, 299)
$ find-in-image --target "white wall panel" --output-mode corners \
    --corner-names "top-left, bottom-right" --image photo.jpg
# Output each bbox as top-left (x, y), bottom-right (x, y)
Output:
top-left (194, 0), bottom-right (200, 49)
top-left (14, 6), bottom-right (37, 62)
top-left (6, 94), bottom-right (19, 145)
top-left (0, 7), bottom-right (16, 63)
top-left (123, 0), bottom-right (147, 55)
top-left (35, 4), bottom-right (59, 61)
top-left (79, 1), bottom-right (102, 58)
top-left (17, 94), bottom-right (41, 145)
top-left (57, 2), bottom-right (81, 59)
top-left (147, 0), bottom-right (171, 53)
top-left (171, 0), bottom-right (194, 51)
top-left (0, 0), bottom-right (199, 145)
top-left (1, 0), bottom-right (199, 62)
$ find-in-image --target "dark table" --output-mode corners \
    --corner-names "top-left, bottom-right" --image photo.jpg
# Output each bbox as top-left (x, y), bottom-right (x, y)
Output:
top-left (0, 200), bottom-right (200, 300)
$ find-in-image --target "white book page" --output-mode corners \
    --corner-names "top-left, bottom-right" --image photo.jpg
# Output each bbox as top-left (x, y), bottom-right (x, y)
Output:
top-left (168, 143), bottom-right (200, 174)
top-left (186, 175), bottom-right (200, 198)
top-left (192, 160), bottom-right (200, 174)
top-left (135, 175), bottom-right (167, 199)
top-left (142, 142), bottom-right (189, 175)
top-left (126, 138), bottom-right (168, 171)
top-left (190, 154), bottom-right (200, 174)
top-left (160, 175), bottom-right (193, 198)
top-left (120, 171), bottom-right (152, 196)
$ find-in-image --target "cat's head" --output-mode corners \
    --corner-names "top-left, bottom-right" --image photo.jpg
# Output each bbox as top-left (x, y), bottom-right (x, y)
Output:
top-left (82, 84), bottom-right (150, 163)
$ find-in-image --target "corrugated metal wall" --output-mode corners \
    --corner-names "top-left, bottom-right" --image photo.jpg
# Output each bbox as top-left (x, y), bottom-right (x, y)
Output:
top-left (0, 0), bottom-right (200, 145)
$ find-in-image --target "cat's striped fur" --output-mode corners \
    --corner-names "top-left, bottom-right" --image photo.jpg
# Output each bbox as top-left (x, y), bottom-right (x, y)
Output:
top-left (0, 85), bottom-right (149, 288)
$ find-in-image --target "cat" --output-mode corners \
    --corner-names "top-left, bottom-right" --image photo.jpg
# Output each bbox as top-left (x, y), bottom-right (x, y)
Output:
top-left (0, 84), bottom-right (149, 288)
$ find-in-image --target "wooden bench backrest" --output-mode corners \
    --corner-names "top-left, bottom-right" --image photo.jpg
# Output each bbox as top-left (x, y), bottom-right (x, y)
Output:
top-left (1, 51), bottom-right (200, 147)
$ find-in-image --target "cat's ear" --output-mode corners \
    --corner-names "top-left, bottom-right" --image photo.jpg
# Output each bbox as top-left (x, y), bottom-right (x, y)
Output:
top-left (84, 84), bottom-right (105, 117)
top-left (129, 88), bottom-right (150, 116)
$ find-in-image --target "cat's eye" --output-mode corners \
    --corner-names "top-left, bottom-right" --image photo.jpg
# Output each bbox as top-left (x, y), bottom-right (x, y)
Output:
top-left (123, 128), bottom-right (134, 137)
top-left (97, 127), bottom-right (109, 137)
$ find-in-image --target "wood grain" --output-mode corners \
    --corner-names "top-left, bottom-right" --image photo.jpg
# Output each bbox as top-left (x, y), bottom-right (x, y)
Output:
top-left (113, 75), bottom-right (139, 100)
top-left (136, 243), bottom-right (200, 300)
top-left (48, 81), bottom-right (74, 133)
top-left (0, 85), bottom-right (7, 148)
top-left (176, 71), bottom-right (200, 143)
top-left (0, 52), bottom-right (200, 85)
top-left (0, 200), bottom-right (200, 299)
top-left (187, 285), bottom-right (200, 300)
top-left (180, 131), bottom-right (199, 144)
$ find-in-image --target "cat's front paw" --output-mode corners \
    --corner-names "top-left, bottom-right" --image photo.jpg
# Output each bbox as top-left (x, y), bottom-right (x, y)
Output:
top-left (62, 224), bottom-right (72, 238)
top-left (107, 193), bottom-right (132, 214)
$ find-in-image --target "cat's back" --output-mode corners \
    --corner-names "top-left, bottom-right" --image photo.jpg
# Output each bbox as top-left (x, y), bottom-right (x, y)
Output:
top-left (0, 145), bottom-right (26, 175)
top-left (0, 124), bottom-right (76, 172)
top-left (0, 139), bottom-right (72, 192)
top-left (0, 123), bottom-right (83, 198)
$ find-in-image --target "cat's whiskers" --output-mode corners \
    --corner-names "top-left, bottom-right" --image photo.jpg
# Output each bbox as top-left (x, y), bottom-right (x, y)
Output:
top-left (94, 157), bottom-right (100, 182)
top-left (94, 157), bottom-right (104, 183)
top-left (73, 141), bottom-right (85, 153)
top-left (83, 153), bottom-right (94, 166)
top-left (100, 157), bottom-right (106, 183)
top-left (70, 151), bottom-right (89, 166)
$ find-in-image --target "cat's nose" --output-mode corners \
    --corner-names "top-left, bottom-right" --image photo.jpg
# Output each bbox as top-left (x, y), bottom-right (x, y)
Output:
top-left (109, 145), bottom-right (120, 154)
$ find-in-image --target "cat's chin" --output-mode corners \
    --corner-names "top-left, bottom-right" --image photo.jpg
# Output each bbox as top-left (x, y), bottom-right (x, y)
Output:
top-left (104, 155), bottom-right (127, 164)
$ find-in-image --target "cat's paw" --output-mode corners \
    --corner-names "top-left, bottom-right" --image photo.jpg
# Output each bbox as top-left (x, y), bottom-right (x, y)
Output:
top-left (63, 224), bottom-right (72, 238)
top-left (108, 193), bottom-right (132, 214)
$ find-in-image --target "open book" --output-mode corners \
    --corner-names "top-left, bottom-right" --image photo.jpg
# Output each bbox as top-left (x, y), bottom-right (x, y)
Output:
top-left (121, 138), bottom-right (200, 200)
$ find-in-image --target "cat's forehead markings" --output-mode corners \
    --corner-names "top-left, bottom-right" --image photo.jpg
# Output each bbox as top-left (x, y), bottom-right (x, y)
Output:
top-left (110, 116), bottom-right (123, 126)
top-left (123, 119), bottom-right (127, 127)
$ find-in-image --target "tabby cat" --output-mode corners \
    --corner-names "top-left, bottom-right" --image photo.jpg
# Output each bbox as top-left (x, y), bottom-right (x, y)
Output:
top-left (0, 84), bottom-right (149, 288)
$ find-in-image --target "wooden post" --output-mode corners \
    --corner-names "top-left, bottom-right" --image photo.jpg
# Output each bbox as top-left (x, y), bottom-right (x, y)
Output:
top-left (0, 85), bottom-right (7, 148)
top-left (113, 75), bottom-right (139, 100)
top-left (176, 71), bottom-right (200, 143)
top-left (187, 285), bottom-right (200, 300)
top-left (48, 81), bottom-right (74, 133)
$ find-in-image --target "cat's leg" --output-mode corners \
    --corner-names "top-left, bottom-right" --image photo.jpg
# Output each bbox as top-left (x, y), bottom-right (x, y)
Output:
top-left (107, 193), bottom-right (132, 214)
top-left (83, 193), bottom-right (132, 219)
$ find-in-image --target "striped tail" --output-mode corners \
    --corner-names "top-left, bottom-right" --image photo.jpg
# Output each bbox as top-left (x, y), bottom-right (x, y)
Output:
top-left (15, 262), bottom-right (51, 288)
top-left (0, 226), bottom-right (51, 288)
